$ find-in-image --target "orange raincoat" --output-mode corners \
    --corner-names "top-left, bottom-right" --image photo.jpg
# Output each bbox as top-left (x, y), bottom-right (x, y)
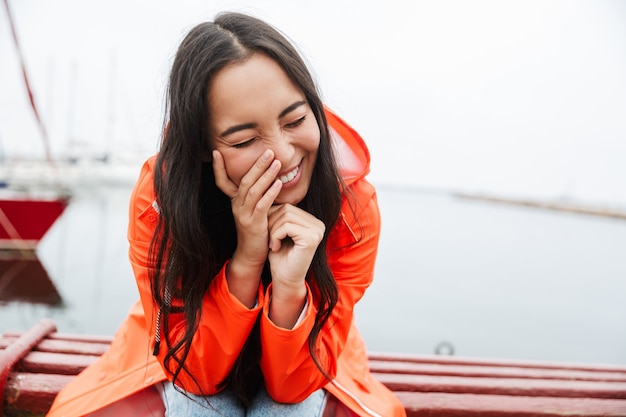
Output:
top-left (46, 109), bottom-right (406, 417)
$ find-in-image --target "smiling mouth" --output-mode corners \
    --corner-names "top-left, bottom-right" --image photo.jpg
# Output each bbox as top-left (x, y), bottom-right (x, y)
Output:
top-left (279, 165), bottom-right (299, 184)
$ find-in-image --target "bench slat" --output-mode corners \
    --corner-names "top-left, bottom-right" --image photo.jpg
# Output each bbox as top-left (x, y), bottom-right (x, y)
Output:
top-left (4, 373), bottom-right (74, 415)
top-left (17, 351), bottom-right (100, 375)
top-left (1, 336), bottom-right (110, 356)
top-left (369, 360), bottom-right (626, 382)
top-left (373, 372), bottom-right (626, 399)
top-left (396, 392), bottom-right (626, 416)
top-left (369, 352), bottom-right (626, 374)
top-left (2, 331), bottom-right (113, 344)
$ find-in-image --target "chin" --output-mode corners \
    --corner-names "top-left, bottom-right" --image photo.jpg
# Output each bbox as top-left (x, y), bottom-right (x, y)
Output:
top-left (275, 188), bottom-right (307, 206)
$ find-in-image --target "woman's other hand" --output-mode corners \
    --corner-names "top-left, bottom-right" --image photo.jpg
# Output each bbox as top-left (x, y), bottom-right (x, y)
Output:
top-left (267, 203), bottom-right (325, 327)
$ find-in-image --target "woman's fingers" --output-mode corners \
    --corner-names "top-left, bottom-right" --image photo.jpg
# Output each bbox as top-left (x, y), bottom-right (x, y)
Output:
top-left (242, 160), bottom-right (281, 209)
top-left (214, 149), bottom-right (281, 210)
top-left (214, 149), bottom-right (284, 266)
top-left (256, 179), bottom-right (282, 214)
top-left (267, 205), bottom-right (324, 287)
top-left (237, 149), bottom-right (275, 198)
top-left (268, 205), bottom-right (325, 252)
top-left (269, 222), bottom-right (324, 253)
top-left (212, 150), bottom-right (238, 198)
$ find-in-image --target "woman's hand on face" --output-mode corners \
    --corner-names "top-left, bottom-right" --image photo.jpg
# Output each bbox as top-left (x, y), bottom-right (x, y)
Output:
top-left (213, 149), bottom-right (283, 268)
top-left (267, 204), bottom-right (325, 292)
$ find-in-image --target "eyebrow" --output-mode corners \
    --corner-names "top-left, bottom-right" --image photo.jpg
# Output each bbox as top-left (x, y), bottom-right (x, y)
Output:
top-left (278, 100), bottom-right (306, 119)
top-left (219, 122), bottom-right (256, 138)
top-left (218, 100), bottom-right (307, 138)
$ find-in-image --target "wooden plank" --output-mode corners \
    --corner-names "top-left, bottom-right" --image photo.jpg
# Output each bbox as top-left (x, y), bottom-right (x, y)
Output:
top-left (368, 360), bottom-right (626, 382)
top-left (0, 335), bottom-right (110, 356)
top-left (5, 372), bottom-right (626, 417)
top-left (1, 331), bottom-right (113, 344)
top-left (396, 392), bottom-right (626, 417)
top-left (45, 333), bottom-right (113, 344)
top-left (17, 351), bottom-right (99, 375)
top-left (4, 373), bottom-right (74, 415)
top-left (373, 372), bottom-right (626, 399)
top-left (369, 352), bottom-right (626, 374)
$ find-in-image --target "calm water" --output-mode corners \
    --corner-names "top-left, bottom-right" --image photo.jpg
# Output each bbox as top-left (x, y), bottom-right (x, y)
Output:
top-left (1, 183), bottom-right (625, 366)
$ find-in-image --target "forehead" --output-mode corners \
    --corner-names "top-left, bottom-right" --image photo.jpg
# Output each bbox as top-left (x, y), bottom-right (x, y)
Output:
top-left (208, 53), bottom-right (305, 129)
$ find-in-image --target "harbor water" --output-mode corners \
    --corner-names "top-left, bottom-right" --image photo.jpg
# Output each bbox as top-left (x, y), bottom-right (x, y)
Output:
top-left (1, 182), bottom-right (625, 366)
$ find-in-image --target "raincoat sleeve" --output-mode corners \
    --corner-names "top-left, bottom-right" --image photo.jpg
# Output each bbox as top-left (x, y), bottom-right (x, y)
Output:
top-left (127, 156), bottom-right (264, 395)
top-left (259, 177), bottom-right (380, 403)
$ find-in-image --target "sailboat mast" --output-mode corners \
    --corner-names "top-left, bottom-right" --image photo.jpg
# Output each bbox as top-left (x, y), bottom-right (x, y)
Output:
top-left (2, 0), bottom-right (52, 162)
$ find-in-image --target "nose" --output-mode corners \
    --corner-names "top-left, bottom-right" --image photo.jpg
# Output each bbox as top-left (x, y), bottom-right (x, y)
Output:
top-left (267, 130), bottom-right (294, 165)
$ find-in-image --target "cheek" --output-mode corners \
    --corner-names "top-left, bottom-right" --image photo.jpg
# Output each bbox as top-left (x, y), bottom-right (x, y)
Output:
top-left (311, 132), bottom-right (321, 152)
top-left (303, 121), bottom-right (321, 152)
top-left (222, 153), bottom-right (256, 185)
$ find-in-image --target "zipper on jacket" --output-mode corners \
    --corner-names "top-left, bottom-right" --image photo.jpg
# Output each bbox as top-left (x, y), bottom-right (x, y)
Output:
top-left (152, 284), bottom-right (171, 355)
top-left (150, 199), bottom-right (168, 356)
top-left (152, 307), bottom-right (162, 355)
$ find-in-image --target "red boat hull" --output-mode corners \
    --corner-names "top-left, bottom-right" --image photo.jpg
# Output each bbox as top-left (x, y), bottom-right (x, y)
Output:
top-left (0, 251), bottom-right (62, 304)
top-left (0, 198), bottom-right (68, 250)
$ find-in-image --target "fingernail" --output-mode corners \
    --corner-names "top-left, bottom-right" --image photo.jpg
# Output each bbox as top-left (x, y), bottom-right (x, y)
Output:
top-left (212, 150), bottom-right (218, 160)
top-left (262, 149), bottom-right (272, 161)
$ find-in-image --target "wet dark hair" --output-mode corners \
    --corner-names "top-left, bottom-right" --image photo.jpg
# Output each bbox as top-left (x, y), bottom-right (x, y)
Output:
top-left (150, 12), bottom-right (342, 405)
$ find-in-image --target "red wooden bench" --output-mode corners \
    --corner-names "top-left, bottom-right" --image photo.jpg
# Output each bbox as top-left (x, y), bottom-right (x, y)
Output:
top-left (2, 319), bottom-right (626, 416)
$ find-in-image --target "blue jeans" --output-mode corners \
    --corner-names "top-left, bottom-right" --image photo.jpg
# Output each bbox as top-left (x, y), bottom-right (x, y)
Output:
top-left (160, 381), bottom-right (327, 417)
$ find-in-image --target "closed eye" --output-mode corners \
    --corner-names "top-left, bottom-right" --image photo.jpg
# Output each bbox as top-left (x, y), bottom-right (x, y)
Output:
top-left (284, 116), bottom-right (306, 129)
top-left (233, 137), bottom-right (258, 149)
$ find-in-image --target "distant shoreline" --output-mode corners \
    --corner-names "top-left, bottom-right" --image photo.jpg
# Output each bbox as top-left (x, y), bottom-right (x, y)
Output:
top-left (454, 193), bottom-right (626, 221)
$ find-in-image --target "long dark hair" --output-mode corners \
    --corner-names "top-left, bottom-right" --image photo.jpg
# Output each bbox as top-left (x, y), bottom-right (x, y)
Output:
top-left (150, 12), bottom-right (343, 405)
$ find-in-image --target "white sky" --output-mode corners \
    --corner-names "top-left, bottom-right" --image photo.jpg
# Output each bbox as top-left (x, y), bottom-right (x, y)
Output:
top-left (1, 0), bottom-right (625, 205)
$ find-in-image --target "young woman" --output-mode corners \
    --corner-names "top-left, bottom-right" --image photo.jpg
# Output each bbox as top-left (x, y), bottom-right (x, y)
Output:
top-left (47, 12), bottom-right (405, 417)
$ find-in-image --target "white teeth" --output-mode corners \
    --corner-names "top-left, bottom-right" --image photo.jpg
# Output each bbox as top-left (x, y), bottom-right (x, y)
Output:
top-left (279, 166), bottom-right (299, 184)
